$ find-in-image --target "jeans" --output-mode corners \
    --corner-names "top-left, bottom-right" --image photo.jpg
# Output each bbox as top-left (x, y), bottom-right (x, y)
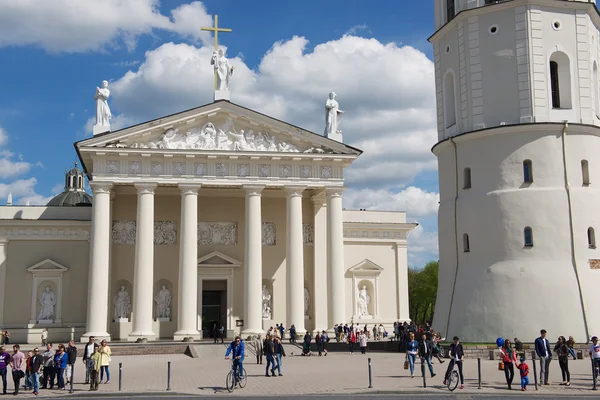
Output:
top-left (275, 354), bottom-right (282, 375)
top-left (504, 362), bottom-right (514, 387)
top-left (85, 359), bottom-right (94, 383)
top-left (521, 375), bottom-right (529, 389)
top-left (25, 370), bottom-right (31, 389)
top-left (348, 342), bottom-right (354, 353)
top-left (89, 370), bottom-right (99, 390)
top-left (233, 358), bottom-right (244, 379)
top-left (407, 353), bottom-right (416, 375)
top-left (568, 347), bottom-right (576, 359)
top-left (445, 359), bottom-right (464, 384)
top-left (361, 346), bottom-right (366, 354)
top-left (266, 354), bottom-right (276, 375)
top-left (539, 356), bottom-right (551, 384)
top-left (30, 372), bottom-right (40, 393)
top-left (0, 368), bottom-right (6, 394)
top-left (421, 355), bottom-right (435, 377)
top-left (100, 366), bottom-right (110, 382)
top-left (56, 367), bottom-right (65, 389)
top-left (558, 357), bottom-right (570, 382)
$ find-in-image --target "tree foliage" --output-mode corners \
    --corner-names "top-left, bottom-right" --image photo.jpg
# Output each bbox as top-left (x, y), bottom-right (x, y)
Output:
top-left (408, 260), bottom-right (438, 326)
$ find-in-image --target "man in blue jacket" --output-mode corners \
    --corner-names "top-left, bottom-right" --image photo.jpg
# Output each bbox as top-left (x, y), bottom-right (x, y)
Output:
top-left (224, 336), bottom-right (245, 379)
top-left (534, 329), bottom-right (552, 385)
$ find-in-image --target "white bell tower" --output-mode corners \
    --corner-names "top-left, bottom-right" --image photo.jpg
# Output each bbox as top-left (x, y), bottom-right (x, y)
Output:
top-left (431, 0), bottom-right (600, 342)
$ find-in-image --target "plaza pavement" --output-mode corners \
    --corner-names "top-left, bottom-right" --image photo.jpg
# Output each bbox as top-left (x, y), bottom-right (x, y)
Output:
top-left (7, 343), bottom-right (599, 397)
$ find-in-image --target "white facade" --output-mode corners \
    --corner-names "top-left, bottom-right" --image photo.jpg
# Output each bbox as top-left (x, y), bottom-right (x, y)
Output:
top-left (432, 0), bottom-right (600, 342)
top-left (0, 100), bottom-right (415, 343)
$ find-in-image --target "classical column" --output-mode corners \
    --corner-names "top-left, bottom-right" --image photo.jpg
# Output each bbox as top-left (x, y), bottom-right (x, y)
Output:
top-left (174, 184), bottom-right (201, 340)
top-left (0, 240), bottom-right (8, 327)
top-left (82, 182), bottom-right (113, 341)
top-left (327, 188), bottom-right (345, 328)
top-left (311, 192), bottom-right (327, 334)
top-left (285, 187), bottom-right (306, 336)
top-left (241, 185), bottom-right (264, 335)
top-left (129, 183), bottom-right (157, 341)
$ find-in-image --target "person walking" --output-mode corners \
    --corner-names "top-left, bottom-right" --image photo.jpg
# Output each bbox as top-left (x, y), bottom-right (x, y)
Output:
top-left (554, 336), bottom-right (570, 386)
top-left (406, 332), bottom-right (418, 378)
top-left (10, 344), bottom-right (25, 395)
top-left (99, 340), bottom-right (111, 384)
top-left (443, 336), bottom-right (465, 390)
top-left (517, 357), bottom-right (530, 391)
top-left (218, 325), bottom-right (225, 343)
top-left (82, 337), bottom-right (98, 384)
top-left (253, 335), bottom-right (263, 364)
top-left (315, 332), bottom-right (323, 356)
top-left (535, 329), bottom-right (552, 385)
top-left (66, 340), bottom-right (77, 385)
top-left (264, 335), bottom-right (277, 377)
top-left (29, 348), bottom-right (43, 396)
top-left (0, 346), bottom-right (10, 395)
top-left (289, 325), bottom-right (296, 344)
top-left (359, 331), bottom-right (368, 354)
top-left (418, 333), bottom-right (436, 378)
top-left (273, 337), bottom-right (286, 376)
top-left (348, 329), bottom-right (356, 354)
top-left (500, 339), bottom-right (517, 390)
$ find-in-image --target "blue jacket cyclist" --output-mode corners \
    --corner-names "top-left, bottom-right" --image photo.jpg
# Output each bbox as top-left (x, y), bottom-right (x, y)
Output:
top-left (225, 336), bottom-right (245, 378)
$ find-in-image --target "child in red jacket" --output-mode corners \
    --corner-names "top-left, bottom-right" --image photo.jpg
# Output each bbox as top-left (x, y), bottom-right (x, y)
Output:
top-left (517, 357), bottom-right (529, 391)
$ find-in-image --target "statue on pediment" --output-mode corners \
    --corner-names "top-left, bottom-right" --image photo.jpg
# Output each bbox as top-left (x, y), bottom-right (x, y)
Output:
top-left (324, 92), bottom-right (344, 138)
top-left (93, 80), bottom-right (112, 135)
top-left (211, 49), bottom-right (234, 91)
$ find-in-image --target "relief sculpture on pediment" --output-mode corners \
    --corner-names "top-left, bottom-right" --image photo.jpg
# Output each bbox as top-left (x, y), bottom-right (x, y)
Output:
top-left (111, 118), bottom-right (334, 154)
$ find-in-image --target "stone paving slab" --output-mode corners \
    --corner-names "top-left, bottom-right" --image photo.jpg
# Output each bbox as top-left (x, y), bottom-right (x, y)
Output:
top-left (4, 346), bottom-right (598, 397)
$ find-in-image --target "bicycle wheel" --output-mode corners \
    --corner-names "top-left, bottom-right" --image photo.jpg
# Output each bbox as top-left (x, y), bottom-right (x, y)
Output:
top-left (448, 370), bottom-right (459, 391)
top-left (225, 371), bottom-right (235, 393)
top-left (238, 368), bottom-right (247, 388)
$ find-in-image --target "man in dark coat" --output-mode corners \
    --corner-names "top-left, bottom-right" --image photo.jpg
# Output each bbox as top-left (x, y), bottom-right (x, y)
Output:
top-left (418, 334), bottom-right (436, 378)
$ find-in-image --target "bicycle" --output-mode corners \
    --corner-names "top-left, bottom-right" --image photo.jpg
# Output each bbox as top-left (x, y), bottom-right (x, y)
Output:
top-left (225, 358), bottom-right (247, 392)
top-left (446, 362), bottom-right (459, 391)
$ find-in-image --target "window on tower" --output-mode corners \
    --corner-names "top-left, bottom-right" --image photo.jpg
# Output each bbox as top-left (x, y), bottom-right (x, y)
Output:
top-left (524, 227), bottom-right (533, 247)
top-left (549, 52), bottom-right (572, 109)
top-left (523, 160), bottom-right (533, 183)
top-left (594, 62), bottom-right (599, 117)
top-left (447, 0), bottom-right (455, 22)
top-left (444, 72), bottom-right (457, 128)
top-left (588, 227), bottom-right (596, 249)
top-left (463, 167), bottom-right (471, 189)
top-left (463, 233), bottom-right (470, 253)
top-left (582, 160), bottom-right (590, 185)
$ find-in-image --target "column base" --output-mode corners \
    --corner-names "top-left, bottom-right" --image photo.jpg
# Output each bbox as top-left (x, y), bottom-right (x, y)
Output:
top-left (81, 332), bottom-right (111, 343)
top-left (127, 331), bottom-right (156, 342)
top-left (240, 328), bottom-right (264, 339)
top-left (173, 330), bottom-right (201, 341)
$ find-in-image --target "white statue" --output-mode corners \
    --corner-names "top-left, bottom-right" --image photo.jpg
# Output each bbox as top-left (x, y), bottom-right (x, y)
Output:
top-left (304, 288), bottom-right (310, 317)
top-left (38, 286), bottom-right (57, 320)
top-left (113, 285), bottom-right (131, 320)
top-left (211, 49), bottom-right (234, 91)
top-left (154, 285), bottom-right (172, 319)
top-left (324, 92), bottom-right (344, 138)
top-left (357, 285), bottom-right (371, 316)
top-left (262, 285), bottom-right (272, 319)
top-left (94, 80), bottom-right (112, 127)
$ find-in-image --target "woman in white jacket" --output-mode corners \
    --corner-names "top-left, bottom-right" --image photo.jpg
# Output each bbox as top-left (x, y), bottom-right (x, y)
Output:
top-left (359, 332), bottom-right (368, 354)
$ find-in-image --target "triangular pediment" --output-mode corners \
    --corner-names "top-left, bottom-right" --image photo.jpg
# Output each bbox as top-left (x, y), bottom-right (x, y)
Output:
top-left (348, 259), bottom-right (384, 275)
top-left (76, 100), bottom-right (361, 157)
top-left (197, 251), bottom-right (241, 268)
top-left (27, 258), bottom-right (69, 274)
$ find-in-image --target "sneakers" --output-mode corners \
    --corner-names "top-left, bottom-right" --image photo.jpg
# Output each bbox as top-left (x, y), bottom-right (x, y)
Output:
top-left (443, 380), bottom-right (447, 385)
top-left (432, 373), bottom-right (436, 378)
top-left (521, 388), bottom-right (525, 391)
top-left (460, 385), bottom-right (464, 389)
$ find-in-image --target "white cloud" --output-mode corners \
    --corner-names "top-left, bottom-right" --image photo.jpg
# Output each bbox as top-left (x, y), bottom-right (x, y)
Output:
top-left (0, 125), bottom-right (32, 178)
top-left (0, 178), bottom-right (55, 206)
top-left (51, 183), bottom-right (64, 194)
top-left (110, 35), bottom-right (438, 190)
top-left (408, 224), bottom-right (439, 267)
top-left (344, 186), bottom-right (439, 218)
top-left (344, 24), bottom-right (371, 36)
top-left (0, 127), bottom-right (7, 146)
top-left (0, 0), bottom-right (213, 53)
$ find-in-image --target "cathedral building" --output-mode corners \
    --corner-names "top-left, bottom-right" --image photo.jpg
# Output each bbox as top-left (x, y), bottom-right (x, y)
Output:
top-left (432, 0), bottom-right (600, 341)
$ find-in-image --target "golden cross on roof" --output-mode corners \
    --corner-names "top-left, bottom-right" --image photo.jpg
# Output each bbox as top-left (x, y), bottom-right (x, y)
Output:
top-left (201, 15), bottom-right (232, 90)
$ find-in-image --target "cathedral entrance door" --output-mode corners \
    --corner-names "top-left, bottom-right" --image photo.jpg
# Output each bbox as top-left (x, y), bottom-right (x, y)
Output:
top-left (200, 279), bottom-right (227, 339)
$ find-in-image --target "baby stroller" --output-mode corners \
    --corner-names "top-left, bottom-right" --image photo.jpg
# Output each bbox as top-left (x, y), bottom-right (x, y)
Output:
top-left (302, 340), bottom-right (312, 356)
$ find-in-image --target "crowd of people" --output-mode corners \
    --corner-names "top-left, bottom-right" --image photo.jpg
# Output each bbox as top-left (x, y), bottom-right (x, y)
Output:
top-left (0, 334), bottom-right (112, 395)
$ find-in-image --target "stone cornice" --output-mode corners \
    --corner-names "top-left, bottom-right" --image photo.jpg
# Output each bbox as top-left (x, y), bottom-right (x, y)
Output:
top-left (284, 186), bottom-right (306, 197)
top-left (243, 185), bottom-right (265, 197)
top-left (178, 183), bottom-right (201, 195)
top-left (134, 182), bottom-right (158, 194)
top-left (325, 187), bottom-right (345, 198)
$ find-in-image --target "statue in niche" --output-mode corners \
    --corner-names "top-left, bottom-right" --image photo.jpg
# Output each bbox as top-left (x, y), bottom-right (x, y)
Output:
top-left (262, 285), bottom-right (272, 319)
top-left (324, 92), bottom-right (344, 138)
top-left (211, 48), bottom-right (234, 91)
top-left (357, 285), bottom-right (371, 316)
top-left (94, 80), bottom-right (112, 127)
top-left (304, 288), bottom-right (310, 317)
top-left (154, 285), bottom-right (172, 319)
top-left (38, 286), bottom-right (57, 320)
top-left (113, 285), bottom-right (132, 320)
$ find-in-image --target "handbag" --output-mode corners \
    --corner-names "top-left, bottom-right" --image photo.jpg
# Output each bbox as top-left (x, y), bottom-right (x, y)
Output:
top-left (498, 361), bottom-right (504, 371)
top-left (404, 360), bottom-right (409, 370)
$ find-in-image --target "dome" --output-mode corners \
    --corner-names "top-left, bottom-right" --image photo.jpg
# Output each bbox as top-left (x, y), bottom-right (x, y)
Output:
top-left (46, 162), bottom-right (93, 207)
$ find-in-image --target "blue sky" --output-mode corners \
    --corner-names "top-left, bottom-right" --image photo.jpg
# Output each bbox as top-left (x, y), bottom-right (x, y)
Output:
top-left (0, 0), bottom-right (439, 267)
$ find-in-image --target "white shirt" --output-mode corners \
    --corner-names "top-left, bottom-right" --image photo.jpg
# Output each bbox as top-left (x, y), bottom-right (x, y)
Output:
top-left (86, 343), bottom-right (94, 358)
top-left (543, 338), bottom-right (549, 357)
top-left (423, 342), bottom-right (428, 354)
top-left (590, 343), bottom-right (600, 359)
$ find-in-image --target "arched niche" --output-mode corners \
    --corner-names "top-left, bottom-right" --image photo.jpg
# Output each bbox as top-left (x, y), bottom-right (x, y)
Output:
top-left (154, 279), bottom-right (173, 322)
top-left (262, 278), bottom-right (274, 321)
top-left (347, 259), bottom-right (383, 321)
top-left (112, 279), bottom-right (132, 322)
top-left (27, 259), bottom-right (69, 325)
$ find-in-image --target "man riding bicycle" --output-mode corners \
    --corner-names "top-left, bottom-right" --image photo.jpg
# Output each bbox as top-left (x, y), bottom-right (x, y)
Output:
top-left (224, 336), bottom-right (245, 379)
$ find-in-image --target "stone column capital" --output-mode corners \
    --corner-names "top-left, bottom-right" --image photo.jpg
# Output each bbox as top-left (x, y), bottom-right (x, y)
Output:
top-left (311, 190), bottom-right (327, 206)
top-left (178, 184), bottom-right (201, 195)
top-left (89, 182), bottom-right (113, 194)
top-left (284, 186), bottom-right (306, 198)
top-left (134, 182), bottom-right (157, 195)
top-left (325, 187), bottom-right (345, 198)
top-left (243, 185), bottom-right (265, 197)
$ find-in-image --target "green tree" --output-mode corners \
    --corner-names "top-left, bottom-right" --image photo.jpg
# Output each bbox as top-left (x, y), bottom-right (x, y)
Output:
top-left (408, 260), bottom-right (438, 326)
